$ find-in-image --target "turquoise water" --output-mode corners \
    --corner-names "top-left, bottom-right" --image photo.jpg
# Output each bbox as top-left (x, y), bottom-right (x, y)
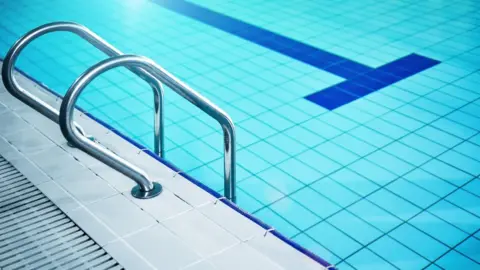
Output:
top-left (1, 0), bottom-right (480, 268)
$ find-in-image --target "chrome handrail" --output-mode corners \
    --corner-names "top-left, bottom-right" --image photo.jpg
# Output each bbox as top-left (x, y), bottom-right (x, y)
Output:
top-left (59, 55), bottom-right (236, 202)
top-left (1, 22), bottom-right (165, 157)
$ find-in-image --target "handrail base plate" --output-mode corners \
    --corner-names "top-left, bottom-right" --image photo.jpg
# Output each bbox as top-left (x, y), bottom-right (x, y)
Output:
top-left (131, 181), bottom-right (163, 199)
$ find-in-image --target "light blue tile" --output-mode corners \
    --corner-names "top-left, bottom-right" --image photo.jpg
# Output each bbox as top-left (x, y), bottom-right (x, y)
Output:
top-left (316, 113), bottom-right (357, 131)
top-left (406, 168), bottom-right (456, 198)
top-left (396, 104), bottom-right (439, 123)
top-left (168, 148), bottom-right (204, 172)
top-left (236, 188), bottom-right (264, 213)
top-left (346, 248), bottom-right (397, 270)
top-left (411, 97), bottom-right (453, 116)
top-left (292, 234), bottom-right (341, 265)
top-left (368, 189), bottom-right (421, 220)
top-left (422, 158), bottom-right (474, 187)
top-left (456, 236), bottom-right (480, 264)
top-left (387, 178), bottom-right (439, 208)
top-left (274, 104), bottom-right (311, 123)
top-left (369, 236), bottom-right (429, 269)
top-left (291, 187), bottom-right (341, 219)
top-left (237, 149), bottom-right (271, 173)
top-left (239, 176), bottom-right (284, 206)
top-left (390, 223), bottom-right (449, 261)
top-left (296, 150), bottom-right (342, 175)
top-left (311, 178), bottom-right (361, 208)
top-left (400, 133), bottom-right (446, 157)
top-left (349, 159), bottom-right (398, 186)
top-left (464, 178), bottom-right (480, 197)
top-left (365, 118), bottom-right (409, 139)
top-left (446, 189), bottom-right (480, 218)
top-left (232, 98), bottom-right (268, 116)
top-left (428, 200), bottom-right (480, 234)
top-left (416, 125), bottom-right (463, 148)
top-left (381, 111), bottom-right (424, 131)
top-left (328, 210), bottom-right (382, 245)
top-left (277, 158), bottom-right (324, 184)
top-left (257, 167), bottom-right (304, 195)
top-left (265, 133), bottom-right (308, 156)
top-left (446, 111), bottom-right (480, 131)
top-left (302, 118), bottom-right (342, 139)
top-left (189, 165), bottom-right (223, 192)
top-left (270, 197), bottom-right (321, 231)
top-left (454, 141), bottom-right (480, 162)
top-left (247, 141), bottom-right (289, 165)
top-left (183, 140), bottom-right (222, 164)
top-left (284, 125), bottom-right (326, 148)
top-left (470, 133), bottom-right (480, 146)
top-left (350, 126), bottom-right (392, 148)
top-left (431, 118), bottom-right (477, 140)
top-left (331, 133), bottom-right (376, 156)
top-left (306, 221), bottom-right (362, 259)
top-left (239, 118), bottom-right (277, 139)
top-left (256, 111), bottom-right (294, 131)
top-left (180, 117), bottom-right (216, 137)
top-left (438, 150), bottom-right (480, 176)
top-left (166, 125), bottom-right (197, 146)
top-left (348, 199), bottom-right (402, 233)
top-left (329, 168), bottom-right (379, 197)
top-left (236, 126), bottom-right (261, 147)
top-left (410, 211), bottom-right (469, 247)
top-left (254, 207), bottom-right (299, 238)
top-left (383, 142), bottom-right (431, 166)
top-left (315, 141), bottom-right (360, 165)
top-left (366, 150), bottom-right (415, 176)
top-left (436, 251), bottom-right (480, 270)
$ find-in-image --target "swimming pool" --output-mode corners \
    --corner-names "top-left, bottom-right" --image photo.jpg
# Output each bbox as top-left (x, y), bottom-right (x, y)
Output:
top-left (1, 0), bottom-right (480, 268)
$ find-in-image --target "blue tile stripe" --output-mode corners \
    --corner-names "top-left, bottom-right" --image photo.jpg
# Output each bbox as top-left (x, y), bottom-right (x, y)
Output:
top-left (306, 54), bottom-right (441, 110)
top-left (151, 0), bottom-right (441, 110)
top-left (153, 0), bottom-right (373, 79)
top-left (0, 57), bottom-right (336, 270)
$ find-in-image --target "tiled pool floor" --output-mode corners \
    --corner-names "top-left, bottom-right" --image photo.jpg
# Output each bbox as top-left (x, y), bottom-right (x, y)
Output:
top-left (1, 0), bottom-right (480, 269)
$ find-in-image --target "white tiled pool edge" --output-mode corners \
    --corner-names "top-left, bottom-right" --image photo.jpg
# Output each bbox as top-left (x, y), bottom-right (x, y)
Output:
top-left (0, 64), bottom-right (328, 270)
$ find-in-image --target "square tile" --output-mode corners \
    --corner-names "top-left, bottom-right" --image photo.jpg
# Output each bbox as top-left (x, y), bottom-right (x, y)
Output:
top-left (306, 221), bottom-right (362, 259)
top-left (124, 224), bottom-right (201, 269)
top-left (254, 207), bottom-right (300, 238)
top-left (258, 167), bottom-right (305, 195)
top-left (311, 177), bottom-right (361, 208)
top-left (436, 250), bottom-right (480, 270)
top-left (210, 243), bottom-right (283, 270)
top-left (346, 248), bottom-right (397, 270)
top-left (162, 210), bottom-right (239, 257)
top-left (328, 210), bottom-right (382, 245)
top-left (86, 194), bottom-right (156, 237)
top-left (277, 158), bottom-right (324, 184)
top-left (270, 197), bottom-right (321, 231)
top-left (367, 189), bottom-right (421, 220)
top-left (428, 200), bottom-right (480, 234)
top-left (390, 223), bottom-right (449, 261)
top-left (369, 236), bottom-right (429, 269)
top-left (410, 211), bottom-right (468, 247)
top-left (403, 168), bottom-right (456, 197)
top-left (386, 178), bottom-right (439, 208)
top-left (330, 168), bottom-right (379, 196)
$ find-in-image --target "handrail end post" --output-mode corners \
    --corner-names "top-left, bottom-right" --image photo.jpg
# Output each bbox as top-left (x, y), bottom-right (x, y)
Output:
top-left (131, 181), bottom-right (163, 199)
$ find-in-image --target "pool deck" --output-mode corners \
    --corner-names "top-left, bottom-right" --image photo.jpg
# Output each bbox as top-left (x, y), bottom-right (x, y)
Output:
top-left (0, 63), bottom-right (328, 270)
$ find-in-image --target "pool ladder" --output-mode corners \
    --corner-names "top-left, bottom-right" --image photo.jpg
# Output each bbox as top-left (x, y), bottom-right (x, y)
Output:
top-left (1, 22), bottom-right (237, 202)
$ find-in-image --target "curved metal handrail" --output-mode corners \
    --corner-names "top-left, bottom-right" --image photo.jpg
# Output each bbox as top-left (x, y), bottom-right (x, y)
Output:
top-left (1, 22), bottom-right (165, 157)
top-left (59, 55), bottom-right (236, 202)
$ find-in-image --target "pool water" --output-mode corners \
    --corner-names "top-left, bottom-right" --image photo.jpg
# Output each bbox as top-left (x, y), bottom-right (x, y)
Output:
top-left (1, 0), bottom-right (480, 269)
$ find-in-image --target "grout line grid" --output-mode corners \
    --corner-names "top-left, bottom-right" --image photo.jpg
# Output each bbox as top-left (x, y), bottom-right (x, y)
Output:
top-left (1, 0), bottom-right (480, 269)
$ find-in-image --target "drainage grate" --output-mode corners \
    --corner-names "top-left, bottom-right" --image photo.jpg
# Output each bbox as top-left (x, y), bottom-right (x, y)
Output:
top-left (0, 155), bottom-right (123, 270)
